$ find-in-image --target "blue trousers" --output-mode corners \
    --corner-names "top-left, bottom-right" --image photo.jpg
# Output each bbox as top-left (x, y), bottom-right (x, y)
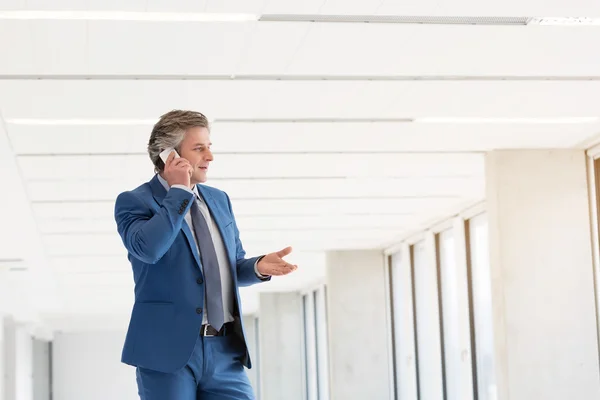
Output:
top-left (136, 335), bottom-right (255, 400)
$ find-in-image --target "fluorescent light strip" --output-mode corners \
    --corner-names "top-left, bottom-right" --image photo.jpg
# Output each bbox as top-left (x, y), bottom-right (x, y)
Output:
top-left (417, 117), bottom-right (599, 124)
top-left (0, 11), bottom-right (258, 22)
top-left (5, 118), bottom-right (157, 126)
top-left (260, 15), bottom-right (529, 25)
top-left (529, 17), bottom-right (600, 26)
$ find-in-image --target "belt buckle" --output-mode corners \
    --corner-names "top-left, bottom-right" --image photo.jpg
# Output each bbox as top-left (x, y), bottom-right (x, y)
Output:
top-left (203, 325), bottom-right (215, 337)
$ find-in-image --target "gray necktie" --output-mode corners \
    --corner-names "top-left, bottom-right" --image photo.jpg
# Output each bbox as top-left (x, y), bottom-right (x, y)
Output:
top-left (190, 196), bottom-right (224, 331)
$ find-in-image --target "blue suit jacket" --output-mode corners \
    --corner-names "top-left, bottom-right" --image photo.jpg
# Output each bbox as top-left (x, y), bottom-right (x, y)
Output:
top-left (114, 175), bottom-right (268, 373)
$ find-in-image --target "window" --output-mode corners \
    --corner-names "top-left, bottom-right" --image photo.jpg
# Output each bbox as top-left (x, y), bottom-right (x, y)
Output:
top-left (314, 287), bottom-right (330, 400)
top-left (303, 286), bottom-right (330, 400)
top-left (468, 213), bottom-right (497, 400)
top-left (588, 157), bottom-right (600, 341)
top-left (386, 204), bottom-right (491, 400)
top-left (439, 228), bottom-right (475, 400)
top-left (303, 293), bottom-right (318, 400)
top-left (413, 239), bottom-right (444, 400)
top-left (390, 250), bottom-right (418, 400)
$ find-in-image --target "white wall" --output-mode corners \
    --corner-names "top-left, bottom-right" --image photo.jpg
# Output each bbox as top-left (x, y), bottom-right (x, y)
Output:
top-left (326, 250), bottom-right (392, 400)
top-left (52, 331), bottom-right (137, 400)
top-left (258, 293), bottom-right (304, 400)
top-left (4, 319), bottom-right (33, 400)
top-left (0, 317), bottom-right (4, 400)
top-left (486, 150), bottom-right (600, 400)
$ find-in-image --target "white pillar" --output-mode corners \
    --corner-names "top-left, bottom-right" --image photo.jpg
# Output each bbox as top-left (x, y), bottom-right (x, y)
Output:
top-left (326, 250), bottom-right (392, 400)
top-left (32, 339), bottom-right (50, 400)
top-left (258, 293), bottom-right (304, 400)
top-left (4, 319), bottom-right (33, 400)
top-left (485, 150), bottom-right (600, 400)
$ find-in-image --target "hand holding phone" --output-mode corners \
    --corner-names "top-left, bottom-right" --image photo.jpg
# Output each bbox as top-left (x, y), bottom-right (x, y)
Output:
top-left (160, 148), bottom-right (192, 187)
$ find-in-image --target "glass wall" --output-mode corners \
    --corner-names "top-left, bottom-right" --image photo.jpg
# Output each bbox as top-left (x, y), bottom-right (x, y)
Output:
top-left (588, 156), bottom-right (600, 344)
top-left (468, 214), bottom-right (497, 400)
top-left (439, 228), bottom-right (475, 400)
top-left (412, 239), bottom-right (444, 400)
top-left (389, 209), bottom-right (490, 400)
top-left (314, 287), bottom-right (330, 400)
top-left (438, 229), bottom-right (460, 400)
top-left (302, 285), bottom-right (330, 400)
top-left (390, 250), bottom-right (418, 400)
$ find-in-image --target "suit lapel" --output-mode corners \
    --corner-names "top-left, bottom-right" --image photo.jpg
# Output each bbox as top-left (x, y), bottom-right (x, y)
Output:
top-left (149, 175), bottom-right (202, 270)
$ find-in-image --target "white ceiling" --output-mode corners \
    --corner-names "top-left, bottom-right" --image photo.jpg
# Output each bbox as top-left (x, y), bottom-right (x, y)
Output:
top-left (1, 0), bottom-right (600, 332)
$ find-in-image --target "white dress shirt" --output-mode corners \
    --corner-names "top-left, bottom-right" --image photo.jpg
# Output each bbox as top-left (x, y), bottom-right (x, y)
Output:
top-left (157, 175), bottom-right (241, 325)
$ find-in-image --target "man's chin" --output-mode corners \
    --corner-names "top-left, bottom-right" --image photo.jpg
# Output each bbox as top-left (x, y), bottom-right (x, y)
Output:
top-left (194, 174), bottom-right (208, 184)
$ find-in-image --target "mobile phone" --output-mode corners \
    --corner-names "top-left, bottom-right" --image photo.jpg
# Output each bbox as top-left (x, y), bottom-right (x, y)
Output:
top-left (159, 147), bottom-right (180, 163)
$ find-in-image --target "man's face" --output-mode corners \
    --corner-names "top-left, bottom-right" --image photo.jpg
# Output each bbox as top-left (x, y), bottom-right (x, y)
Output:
top-left (178, 126), bottom-right (213, 184)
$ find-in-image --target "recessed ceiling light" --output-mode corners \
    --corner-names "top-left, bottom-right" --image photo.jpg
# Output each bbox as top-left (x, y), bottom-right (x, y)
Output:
top-left (416, 117), bottom-right (599, 124)
top-left (0, 11), bottom-right (258, 22)
top-left (260, 15), bottom-right (529, 25)
top-left (528, 17), bottom-right (600, 26)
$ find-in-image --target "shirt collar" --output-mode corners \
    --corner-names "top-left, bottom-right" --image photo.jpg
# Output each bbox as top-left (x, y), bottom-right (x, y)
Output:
top-left (156, 173), bottom-right (200, 199)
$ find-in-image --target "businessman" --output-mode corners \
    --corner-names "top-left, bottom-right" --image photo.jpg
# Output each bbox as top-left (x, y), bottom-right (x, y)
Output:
top-left (114, 110), bottom-right (297, 399)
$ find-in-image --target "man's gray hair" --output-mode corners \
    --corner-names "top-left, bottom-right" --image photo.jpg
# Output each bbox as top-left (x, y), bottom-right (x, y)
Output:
top-left (147, 110), bottom-right (210, 173)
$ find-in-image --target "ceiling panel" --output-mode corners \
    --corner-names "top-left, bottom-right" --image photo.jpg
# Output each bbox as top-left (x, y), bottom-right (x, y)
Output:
top-left (33, 196), bottom-right (471, 220)
top-left (205, 0), bottom-right (268, 14)
top-left (3, 81), bottom-right (600, 120)
top-left (0, 80), bottom-right (374, 119)
top-left (17, 153), bottom-right (483, 180)
top-left (317, 0), bottom-right (383, 15)
top-left (26, 176), bottom-right (482, 202)
top-left (87, 21), bottom-right (254, 75)
top-left (25, 0), bottom-right (146, 11)
top-left (408, 0), bottom-right (600, 16)
top-left (0, 0), bottom-right (26, 10)
top-left (0, 21), bottom-right (34, 74)
top-left (31, 21), bottom-right (87, 75)
top-left (2, 22), bottom-right (600, 77)
top-left (146, 0), bottom-right (209, 12)
top-left (7, 121), bottom-right (600, 155)
top-left (286, 24), bottom-right (600, 76)
top-left (6, 0), bottom-right (596, 15)
top-left (235, 22), bottom-right (310, 74)
top-left (260, 0), bottom-right (327, 14)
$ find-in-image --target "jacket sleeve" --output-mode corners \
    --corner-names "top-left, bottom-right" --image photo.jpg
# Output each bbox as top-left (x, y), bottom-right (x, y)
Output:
top-left (114, 188), bottom-right (195, 264)
top-left (224, 192), bottom-right (270, 286)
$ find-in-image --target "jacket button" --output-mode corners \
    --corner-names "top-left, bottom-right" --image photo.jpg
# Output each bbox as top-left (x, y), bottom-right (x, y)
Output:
top-left (196, 277), bottom-right (203, 284)
top-left (196, 308), bottom-right (203, 314)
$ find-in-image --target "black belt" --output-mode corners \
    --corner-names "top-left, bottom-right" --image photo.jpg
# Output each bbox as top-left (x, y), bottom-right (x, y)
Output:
top-left (200, 322), bottom-right (234, 337)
